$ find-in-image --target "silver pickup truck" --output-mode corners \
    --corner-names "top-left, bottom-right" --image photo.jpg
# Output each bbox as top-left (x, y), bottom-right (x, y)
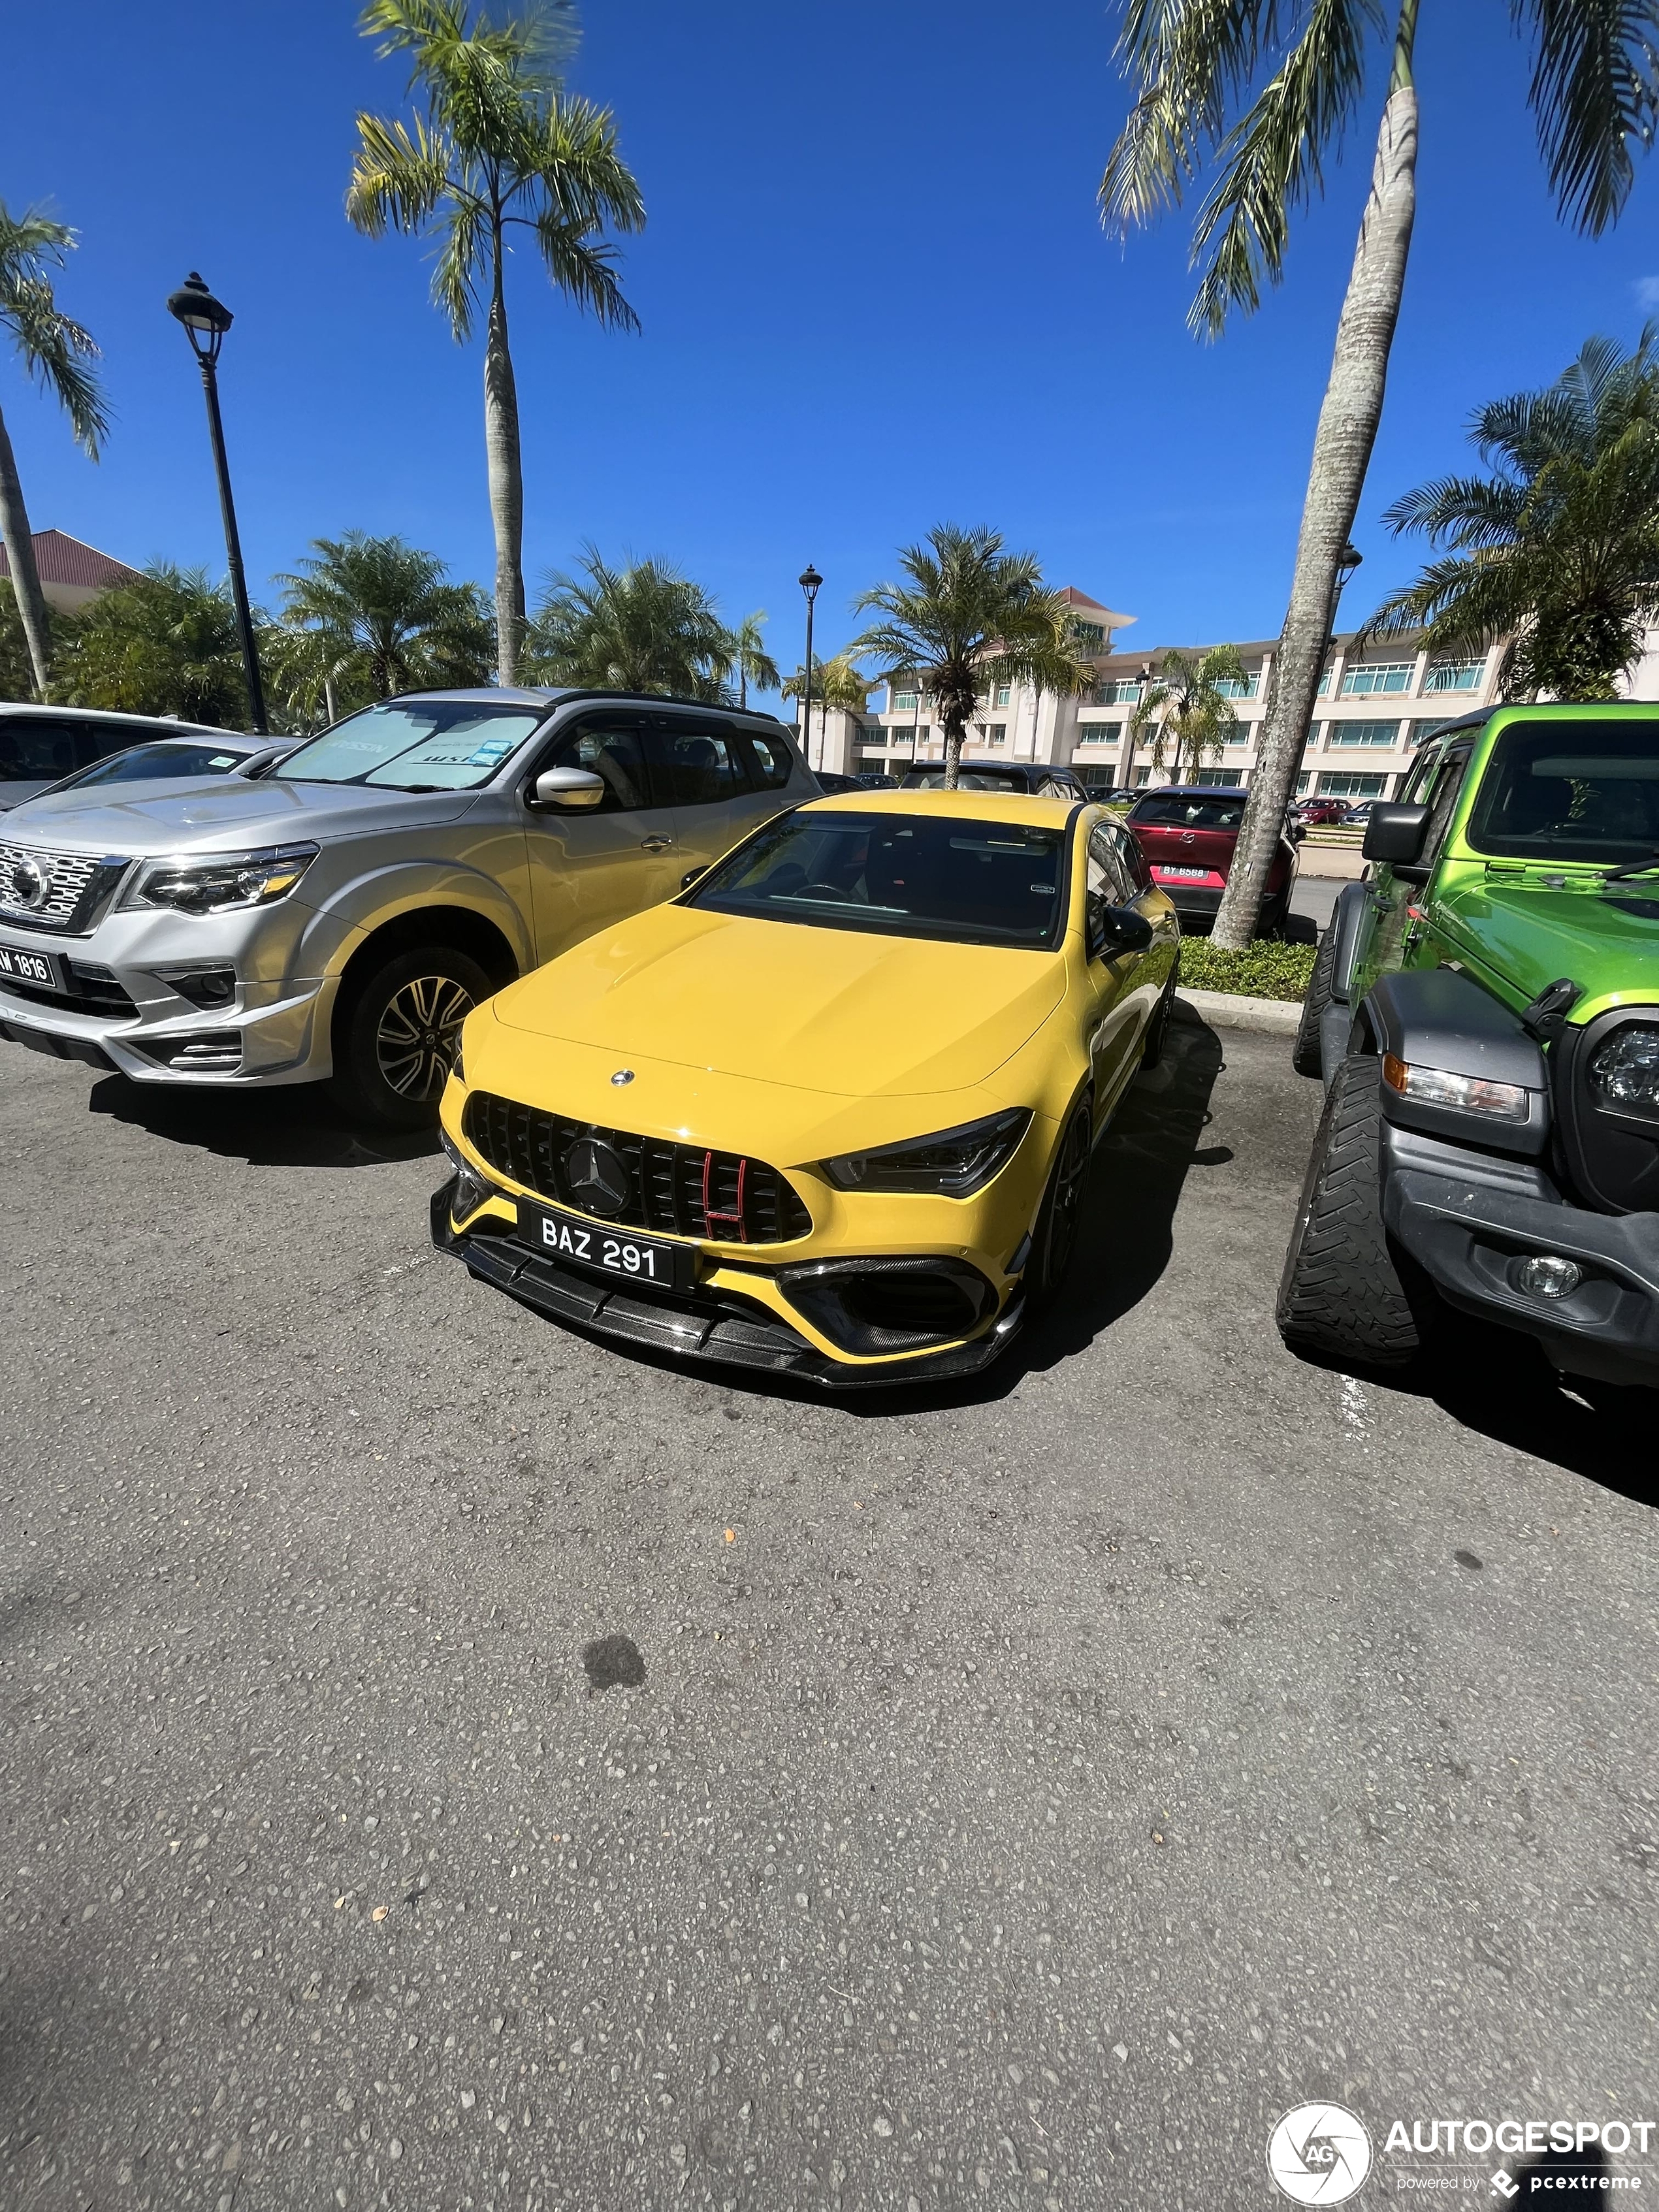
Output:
top-left (0, 688), bottom-right (816, 1124)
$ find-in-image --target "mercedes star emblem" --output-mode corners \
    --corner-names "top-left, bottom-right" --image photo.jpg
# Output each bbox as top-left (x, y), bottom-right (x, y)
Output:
top-left (564, 1136), bottom-right (631, 1217)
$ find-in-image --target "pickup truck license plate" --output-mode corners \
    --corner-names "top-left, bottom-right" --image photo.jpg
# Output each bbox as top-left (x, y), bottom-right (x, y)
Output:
top-left (517, 1199), bottom-right (694, 1291)
top-left (0, 944), bottom-right (60, 989)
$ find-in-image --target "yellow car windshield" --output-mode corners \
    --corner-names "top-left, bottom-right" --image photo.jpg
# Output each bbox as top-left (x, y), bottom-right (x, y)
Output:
top-left (686, 810), bottom-right (1069, 948)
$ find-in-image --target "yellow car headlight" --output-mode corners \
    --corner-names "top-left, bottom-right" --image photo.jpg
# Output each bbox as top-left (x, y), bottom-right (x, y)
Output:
top-left (821, 1107), bottom-right (1031, 1198)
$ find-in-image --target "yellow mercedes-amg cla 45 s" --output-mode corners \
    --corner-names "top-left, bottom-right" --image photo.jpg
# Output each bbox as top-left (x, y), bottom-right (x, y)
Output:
top-left (431, 790), bottom-right (1180, 1386)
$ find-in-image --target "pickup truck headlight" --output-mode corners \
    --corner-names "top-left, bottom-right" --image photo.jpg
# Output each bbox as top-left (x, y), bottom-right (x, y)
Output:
top-left (122, 844), bottom-right (319, 916)
top-left (1588, 1023), bottom-right (1659, 1119)
top-left (1382, 1053), bottom-right (1528, 1120)
top-left (822, 1107), bottom-right (1032, 1196)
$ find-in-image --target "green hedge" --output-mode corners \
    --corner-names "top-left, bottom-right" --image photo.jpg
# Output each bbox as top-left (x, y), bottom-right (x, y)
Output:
top-left (1177, 940), bottom-right (1315, 1001)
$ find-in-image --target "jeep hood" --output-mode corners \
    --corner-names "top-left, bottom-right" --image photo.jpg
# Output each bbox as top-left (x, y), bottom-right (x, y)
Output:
top-left (491, 901), bottom-right (1067, 1097)
top-left (1445, 878), bottom-right (1659, 1016)
top-left (1, 776), bottom-right (479, 854)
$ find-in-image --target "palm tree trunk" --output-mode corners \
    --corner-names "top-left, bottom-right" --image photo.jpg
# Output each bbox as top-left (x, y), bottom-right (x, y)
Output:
top-left (483, 233), bottom-right (526, 687)
top-left (1211, 1), bottom-right (1419, 949)
top-left (943, 716), bottom-right (963, 788)
top-left (0, 404), bottom-right (52, 700)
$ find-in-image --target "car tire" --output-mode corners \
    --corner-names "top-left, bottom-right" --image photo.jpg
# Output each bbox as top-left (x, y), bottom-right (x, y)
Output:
top-left (1141, 956), bottom-right (1180, 1069)
top-left (330, 943), bottom-right (491, 1130)
top-left (1291, 915), bottom-right (1340, 1078)
top-left (1276, 1052), bottom-right (1421, 1369)
top-left (1028, 1099), bottom-right (1093, 1308)
top-left (1259, 890), bottom-right (1291, 941)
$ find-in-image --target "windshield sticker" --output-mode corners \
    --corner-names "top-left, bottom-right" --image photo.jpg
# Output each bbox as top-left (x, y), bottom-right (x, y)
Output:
top-left (467, 737), bottom-right (518, 765)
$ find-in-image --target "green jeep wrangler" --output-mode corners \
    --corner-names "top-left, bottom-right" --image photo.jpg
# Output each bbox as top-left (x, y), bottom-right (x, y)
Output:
top-left (1280, 703), bottom-right (1659, 1390)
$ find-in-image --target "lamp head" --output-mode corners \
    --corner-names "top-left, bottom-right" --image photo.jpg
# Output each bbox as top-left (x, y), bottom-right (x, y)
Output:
top-left (798, 564), bottom-right (822, 606)
top-left (167, 272), bottom-right (233, 363)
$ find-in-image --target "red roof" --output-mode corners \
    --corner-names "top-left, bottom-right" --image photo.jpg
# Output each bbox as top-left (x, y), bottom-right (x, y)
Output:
top-left (0, 528), bottom-right (140, 590)
top-left (1057, 584), bottom-right (1135, 630)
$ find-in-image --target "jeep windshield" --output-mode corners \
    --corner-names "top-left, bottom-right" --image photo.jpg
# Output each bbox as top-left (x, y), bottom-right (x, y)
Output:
top-left (276, 701), bottom-right (547, 792)
top-left (1466, 720), bottom-right (1659, 867)
top-left (685, 810), bottom-right (1068, 948)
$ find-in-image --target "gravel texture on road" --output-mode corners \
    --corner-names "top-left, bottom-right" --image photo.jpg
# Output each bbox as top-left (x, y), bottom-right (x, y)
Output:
top-left (1, 1019), bottom-right (1653, 2211)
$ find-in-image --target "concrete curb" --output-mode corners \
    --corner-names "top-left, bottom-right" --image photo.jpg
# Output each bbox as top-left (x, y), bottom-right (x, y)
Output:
top-left (1176, 987), bottom-right (1302, 1035)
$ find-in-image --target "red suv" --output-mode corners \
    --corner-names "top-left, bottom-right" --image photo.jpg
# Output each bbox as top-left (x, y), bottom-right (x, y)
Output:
top-left (1125, 786), bottom-right (1298, 934)
top-left (1294, 796), bottom-right (1350, 827)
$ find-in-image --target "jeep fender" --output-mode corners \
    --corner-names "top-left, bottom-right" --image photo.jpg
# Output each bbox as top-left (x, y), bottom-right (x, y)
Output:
top-left (1355, 967), bottom-right (1551, 1160)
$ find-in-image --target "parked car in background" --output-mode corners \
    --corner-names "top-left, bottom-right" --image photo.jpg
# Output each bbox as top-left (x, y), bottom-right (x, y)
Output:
top-left (0, 687), bottom-right (816, 1126)
top-left (0, 703), bottom-right (232, 810)
top-left (813, 771), bottom-right (863, 793)
top-left (901, 761), bottom-right (1089, 801)
top-left (433, 789), bottom-right (1179, 1386)
top-left (854, 772), bottom-right (898, 789)
top-left (1124, 786), bottom-right (1298, 935)
top-left (1295, 797), bottom-right (1351, 827)
top-left (1342, 799), bottom-right (1377, 827)
top-left (1282, 703), bottom-right (1659, 1392)
top-left (35, 732), bottom-right (297, 797)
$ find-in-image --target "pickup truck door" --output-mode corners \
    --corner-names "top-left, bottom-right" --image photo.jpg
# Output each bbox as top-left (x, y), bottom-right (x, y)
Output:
top-left (645, 712), bottom-right (788, 879)
top-left (521, 711), bottom-right (686, 961)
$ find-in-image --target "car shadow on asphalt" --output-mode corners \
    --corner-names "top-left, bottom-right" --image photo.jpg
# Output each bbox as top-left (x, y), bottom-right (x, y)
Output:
top-left (84, 1074), bottom-right (440, 1170)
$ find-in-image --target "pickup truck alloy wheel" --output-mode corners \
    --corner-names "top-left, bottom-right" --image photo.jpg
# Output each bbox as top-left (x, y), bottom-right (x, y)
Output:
top-left (377, 974), bottom-right (473, 1102)
top-left (1277, 1053), bottom-right (1421, 1368)
top-left (333, 944), bottom-right (493, 1130)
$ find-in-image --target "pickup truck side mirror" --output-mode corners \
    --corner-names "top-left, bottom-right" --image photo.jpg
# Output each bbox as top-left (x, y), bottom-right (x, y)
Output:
top-left (1088, 897), bottom-right (1155, 961)
top-left (531, 765), bottom-right (606, 810)
top-left (1362, 802), bottom-right (1432, 873)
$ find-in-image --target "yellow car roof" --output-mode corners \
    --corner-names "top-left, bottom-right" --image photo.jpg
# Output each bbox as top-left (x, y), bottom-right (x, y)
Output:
top-left (799, 788), bottom-right (1080, 827)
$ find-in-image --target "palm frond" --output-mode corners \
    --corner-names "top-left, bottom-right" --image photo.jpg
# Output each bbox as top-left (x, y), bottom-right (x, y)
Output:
top-left (432, 195), bottom-right (489, 338)
top-left (0, 202), bottom-right (110, 455)
top-left (347, 112), bottom-right (460, 234)
top-left (526, 210), bottom-right (640, 329)
top-left (1514, 0), bottom-right (1659, 236)
top-left (1100, 0), bottom-right (1287, 232)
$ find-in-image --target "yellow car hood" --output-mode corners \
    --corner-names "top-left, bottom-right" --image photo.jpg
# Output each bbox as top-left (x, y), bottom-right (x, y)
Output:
top-left (492, 903), bottom-right (1067, 1097)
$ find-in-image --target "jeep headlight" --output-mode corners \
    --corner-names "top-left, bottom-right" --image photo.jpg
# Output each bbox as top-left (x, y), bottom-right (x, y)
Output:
top-left (123, 843), bottom-right (319, 916)
top-left (1588, 1023), bottom-right (1659, 1119)
top-left (822, 1108), bottom-right (1032, 1196)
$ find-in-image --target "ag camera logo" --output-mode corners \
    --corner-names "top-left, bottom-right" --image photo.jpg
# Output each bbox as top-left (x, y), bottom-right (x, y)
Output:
top-left (1267, 2102), bottom-right (1374, 2204)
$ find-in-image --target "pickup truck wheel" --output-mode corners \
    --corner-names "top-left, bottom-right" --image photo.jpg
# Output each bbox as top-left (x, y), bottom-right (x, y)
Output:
top-left (1028, 1100), bottom-right (1093, 1307)
top-left (332, 944), bottom-right (491, 1130)
top-left (1276, 1053), bottom-right (1421, 1368)
top-left (1291, 915), bottom-right (1340, 1078)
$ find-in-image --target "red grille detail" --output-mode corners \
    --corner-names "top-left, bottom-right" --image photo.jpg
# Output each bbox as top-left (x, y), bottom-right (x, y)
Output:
top-left (702, 1151), bottom-right (749, 1242)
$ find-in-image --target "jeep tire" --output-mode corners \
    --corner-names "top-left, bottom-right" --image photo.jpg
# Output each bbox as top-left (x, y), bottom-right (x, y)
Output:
top-left (1291, 915), bottom-right (1340, 1078)
top-left (331, 943), bottom-right (492, 1130)
top-left (1276, 1052), bottom-right (1421, 1368)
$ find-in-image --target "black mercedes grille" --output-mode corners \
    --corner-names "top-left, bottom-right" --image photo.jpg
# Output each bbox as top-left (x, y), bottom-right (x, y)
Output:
top-left (464, 1089), bottom-right (813, 1245)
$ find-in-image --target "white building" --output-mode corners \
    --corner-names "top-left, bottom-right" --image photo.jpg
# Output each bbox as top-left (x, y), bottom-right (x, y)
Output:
top-left (804, 590), bottom-right (1659, 798)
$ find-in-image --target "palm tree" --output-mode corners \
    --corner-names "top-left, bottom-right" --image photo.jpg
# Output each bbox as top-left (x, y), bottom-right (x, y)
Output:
top-left (1365, 330), bottom-right (1659, 703)
top-left (728, 612), bottom-right (779, 709)
top-left (54, 564), bottom-right (250, 726)
top-left (347, 0), bottom-right (645, 684)
top-left (524, 547), bottom-right (735, 697)
top-left (0, 204), bottom-right (109, 700)
top-left (781, 652), bottom-right (872, 766)
top-left (1127, 645), bottom-right (1248, 782)
top-left (272, 531), bottom-right (494, 721)
top-left (847, 526), bottom-right (1097, 789)
top-left (1101, 0), bottom-right (1659, 947)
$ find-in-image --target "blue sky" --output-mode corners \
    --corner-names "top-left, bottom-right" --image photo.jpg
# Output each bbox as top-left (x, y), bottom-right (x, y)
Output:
top-left (7, 0), bottom-right (1659, 703)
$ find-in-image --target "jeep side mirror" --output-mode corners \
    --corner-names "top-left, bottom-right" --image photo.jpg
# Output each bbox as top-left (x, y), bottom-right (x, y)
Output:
top-left (531, 765), bottom-right (606, 810)
top-left (1362, 802), bottom-right (1432, 871)
top-left (1088, 897), bottom-right (1155, 960)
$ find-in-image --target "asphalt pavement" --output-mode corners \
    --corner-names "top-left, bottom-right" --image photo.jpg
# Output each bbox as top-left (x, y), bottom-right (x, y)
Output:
top-left (2, 1021), bottom-right (1654, 2211)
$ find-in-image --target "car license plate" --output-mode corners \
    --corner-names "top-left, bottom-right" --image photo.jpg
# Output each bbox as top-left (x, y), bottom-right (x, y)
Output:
top-left (1155, 865), bottom-right (1214, 881)
top-left (0, 944), bottom-right (60, 989)
top-left (517, 1200), bottom-right (694, 1291)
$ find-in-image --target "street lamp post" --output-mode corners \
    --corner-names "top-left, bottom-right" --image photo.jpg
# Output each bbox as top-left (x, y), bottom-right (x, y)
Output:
top-left (798, 565), bottom-right (822, 768)
top-left (167, 273), bottom-right (268, 734)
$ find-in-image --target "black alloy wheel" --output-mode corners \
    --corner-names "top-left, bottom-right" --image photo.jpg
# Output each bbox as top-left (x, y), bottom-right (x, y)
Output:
top-left (1029, 1100), bottom-right (1093, 1307)
top-left (332, 944), bottom-right (493, 1130)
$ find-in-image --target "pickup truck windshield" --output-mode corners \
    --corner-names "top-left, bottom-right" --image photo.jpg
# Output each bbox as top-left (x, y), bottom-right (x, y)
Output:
top-left (278, 701), bottom-right (546, 792)
top-left (1465, 720), bottom-right (1659, 864)
top-left (686, 810), bottom-right (1068, 948)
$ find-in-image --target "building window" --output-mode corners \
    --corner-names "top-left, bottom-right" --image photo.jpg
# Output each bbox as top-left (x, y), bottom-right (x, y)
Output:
top-left (1212, 671), bottom-right (1261, 699)
top-left (994, 684), bottom-right (1011, 708)
top-left (1096, 678), bottom-right (1142, 706)
top-left (893, 690), bottom-right (918, 712)
top-left (987, 724), bottom-right (1007, 745)
top-left (1075, 720), bottom-right (1121, 746)
top-left (1297, 771), bottom-right (1313, 795)
top-left (1409, 717), bottom-right (1457, 748)
top-left (1195, 767), bottom-right (1243, 786)
top-left (1424, 660), bottom-right (1484, 693)
top-left (1316, 669), bottom-right (1332, 696)
top-left (1071, 620), bottom-right (1106, 651)
top-left (1319, 771), bottom-right (1387, 797)
top-left (1223, 721), bottom-right (1253, 745)
top-left (1327, 718), bottom-right (1403, 747)
top-left (1305, 724), bottom-right (1322, 749)
top-left (1340, 661), bottom-right (1413, 697)
top-left (1133, 765), bottom-right (1153, 786)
